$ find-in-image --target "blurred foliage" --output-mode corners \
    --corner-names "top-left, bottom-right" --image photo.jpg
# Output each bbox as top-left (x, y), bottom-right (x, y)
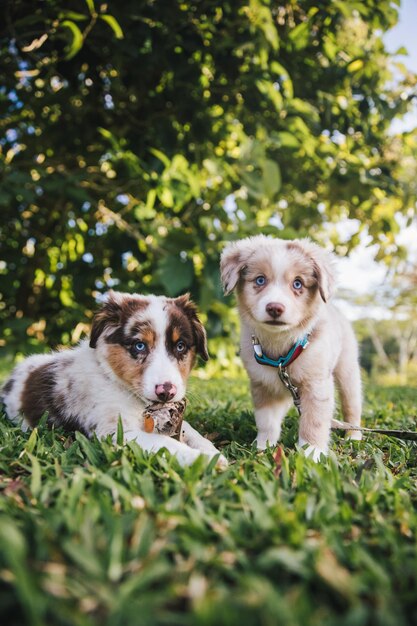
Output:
top-left (357, 318), bottom-right (417, 386)
top-left (1, 0), bottom-right (417, 353)
top-left (347, 261), bottom-right (417, 384)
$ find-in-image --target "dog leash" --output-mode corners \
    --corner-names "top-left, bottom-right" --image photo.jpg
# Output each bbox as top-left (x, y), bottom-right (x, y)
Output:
top-left (329, 418), bottom-right (417, 440)
top-left (251, 335), bottom-right (417, 441)
top-left (252, 334), bottom-right (309, 417)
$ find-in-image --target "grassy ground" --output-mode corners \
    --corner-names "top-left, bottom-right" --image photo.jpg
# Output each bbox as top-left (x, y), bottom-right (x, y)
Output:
top-left (0, 377), bottom-right (417, 626)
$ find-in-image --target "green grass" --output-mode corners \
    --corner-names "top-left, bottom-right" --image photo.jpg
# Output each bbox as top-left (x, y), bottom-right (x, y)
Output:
top-left (1, 377), bottom-right (417, 626)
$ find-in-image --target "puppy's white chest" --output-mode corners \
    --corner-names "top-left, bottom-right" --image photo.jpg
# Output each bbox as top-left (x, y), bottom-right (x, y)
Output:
top-left (241, 347), bottom-right (289, 397)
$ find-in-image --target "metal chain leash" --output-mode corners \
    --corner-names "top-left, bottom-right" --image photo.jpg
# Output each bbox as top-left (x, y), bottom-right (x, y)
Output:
top-left (277, 365), bottom-right (302, 416)
top-left (277, 365), bottom-right (417, 441)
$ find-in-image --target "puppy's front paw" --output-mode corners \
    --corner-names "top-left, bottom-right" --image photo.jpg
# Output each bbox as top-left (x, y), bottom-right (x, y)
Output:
top-left (298, 440), bottom-right (327, 463)
top-left (180, 449), bottom-right (228, 469)
top-left (205, 451), bottom-right (228, 469)
top-left (214, 453), bottom-right (228, 470)
top-left (172, 446), bottom-right (202, 467)
top-left (347, 430), bottom-right (363, 441)
top-left (255, 434), bottom-right (278, 450)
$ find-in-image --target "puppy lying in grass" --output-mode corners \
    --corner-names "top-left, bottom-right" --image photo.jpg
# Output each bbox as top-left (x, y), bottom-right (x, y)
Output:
top-left (221, 235), bottom-right (362, 461)
top-left (2, 291), bottom-right (227, 468)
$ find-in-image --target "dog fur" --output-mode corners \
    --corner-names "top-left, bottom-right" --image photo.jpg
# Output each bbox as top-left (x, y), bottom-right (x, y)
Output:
top-left (220, 235), bottom-right (362, 461)
top-left (1, 291), bottom-right (226, 468)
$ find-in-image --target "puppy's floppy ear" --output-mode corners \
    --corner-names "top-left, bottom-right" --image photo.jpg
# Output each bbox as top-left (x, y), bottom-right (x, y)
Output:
top-left (312, 262), bottom-right (332, 302)
top-left (174, 293), bottom-right (209, 361)
top-left (297, 239), bottom-right (336, 302)
top-left (220, 240), bottom-right (252, 295)
top-left (220, 244), bottom-right (242, 295)
top-left (221, 236), bottom-right (271, 294)
top-left (89, 290), bottom-right (123, 348)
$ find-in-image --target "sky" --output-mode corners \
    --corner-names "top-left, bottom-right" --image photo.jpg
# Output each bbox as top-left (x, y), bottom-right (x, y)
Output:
top-left (337, 0), bottom-right (417, 317)
top-left (384, 0), bottom-right (417, 132)
top-left (384, 0), bottom-right (417, 66)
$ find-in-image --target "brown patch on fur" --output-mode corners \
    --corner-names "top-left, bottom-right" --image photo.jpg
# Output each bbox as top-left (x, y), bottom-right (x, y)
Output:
top-left (129, 321), bottom-right (156, 348)
top-left (177, 352), bottom-right (195, 383)
top-left (172, 327), bottom-right (181, 343)
top-left (105, 326), bottom-right (125, 346)
top-left (20, 362), bottom-right (88, 434)
top-left (2, 377), bottom-right (15, 397)
top-left (168, 294), bottom-right (209, 361)
top-left (21, 362), bottom-right (56, 427)
top-left (165, 307), bottom-right (197, 382)
top-left (239, 257), bottom-right (272, 293)
top-left (235, 254), bottom-right (275, 322)
top-left (282, 257), bottom-right (323, 325)
top-left (284, 259), bottom-right (318, 291)
top-left (286, 242), bottom-right (330, 302)
top-left (311, 260), bottom-right (327, 302)
top-left (90, 292), bottom-right (149, 348)
top-left (106, 344), bottom-right (145, 390)
top-left (141, 327), bottom-right (156, 347)
top-left (286, 241), bottom-right (304, 254)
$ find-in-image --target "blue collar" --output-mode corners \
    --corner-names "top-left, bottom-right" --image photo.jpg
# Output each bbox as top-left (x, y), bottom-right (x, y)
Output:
top-left (252, 334), bottom-right (310, 368)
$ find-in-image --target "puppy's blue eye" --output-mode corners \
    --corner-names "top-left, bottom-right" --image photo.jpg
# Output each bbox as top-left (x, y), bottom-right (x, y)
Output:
top-left (176, 341), bottom-right (186, 353)
top-left (255, 276), bottom-right (266, 286)
top-left (133, 341), bottom-right (147, 353)
top-left (293, 279), bottom-right (303, 290)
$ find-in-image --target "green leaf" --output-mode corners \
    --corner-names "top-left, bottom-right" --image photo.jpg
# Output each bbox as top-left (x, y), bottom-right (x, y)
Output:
top-left (257, 547), bottom-right (307, 575)
top-left (98, 127), bottom-right (112, 140)
top-left (146, 188), bottom-right (157, 211)
top-left (347, 59), bottom-right (364, 73)
top-left (288, 21), bottom-right (310, 50)
top-left (116, 416), bottom-right (124, 446)
top-left (288, 98), bottom-right (320, 123)
top-left (99, 14), bottom-right (124, 39)
top-left (59, 11), bottom-right (88, 22)
top-left (75, 432), bottom-right (103, 465)
top-left (25, 427), bottom-right (38, 454)
top-left (270, 61), bottom-right (293, 99)
top-left (275, 131), bottom-right (300, 149)
top-left (160, 187), bottom-right (174, 208)
top-left (157, 256), bottom-right (194, 296)
top-left (262, 159), bottom-right (281, 197)
top-left (0, 519), bottom-right (26, 560)
top-left (84, 0), bottom-right (95, 14)
top-left (323, 35), bottom-right (338, 60)
top-left (270, 60), bottom-right (289, 77)
top-left (108, 520), bottom-right (123, 582)
top-left (117, 560), bottom-right (171, 597)
top-left (27, 453), bottom-right (42, 498)
top-left (255, 80), bottom-right (283, 112)
top-left (63, 540), bottom-right (103, 577)
top-left (61, 20), bottom-right (84, 59)
top-left (133, 203), bottom-right (156, 220)
top-left (150, 148), bottom-right (171, 168)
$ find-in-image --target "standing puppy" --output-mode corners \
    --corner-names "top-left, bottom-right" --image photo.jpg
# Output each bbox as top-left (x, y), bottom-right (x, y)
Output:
top-left (221, 235), bottom-right (362, 461)
top-left (2, 291), bottom-right (226, 468)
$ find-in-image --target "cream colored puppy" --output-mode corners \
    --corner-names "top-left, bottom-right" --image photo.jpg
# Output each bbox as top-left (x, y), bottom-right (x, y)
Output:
top-left (221, 235), bottom-right (362, 461)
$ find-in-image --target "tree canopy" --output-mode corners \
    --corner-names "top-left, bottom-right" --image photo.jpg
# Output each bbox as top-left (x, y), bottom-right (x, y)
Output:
top-left (1, 0), bottom-right (416, 354)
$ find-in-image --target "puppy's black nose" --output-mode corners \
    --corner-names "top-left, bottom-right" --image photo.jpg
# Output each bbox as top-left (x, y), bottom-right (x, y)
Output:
top-left (266, 302), bottom-right (285, 319)
top-left (155, 382), bottom-right (177, 402)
